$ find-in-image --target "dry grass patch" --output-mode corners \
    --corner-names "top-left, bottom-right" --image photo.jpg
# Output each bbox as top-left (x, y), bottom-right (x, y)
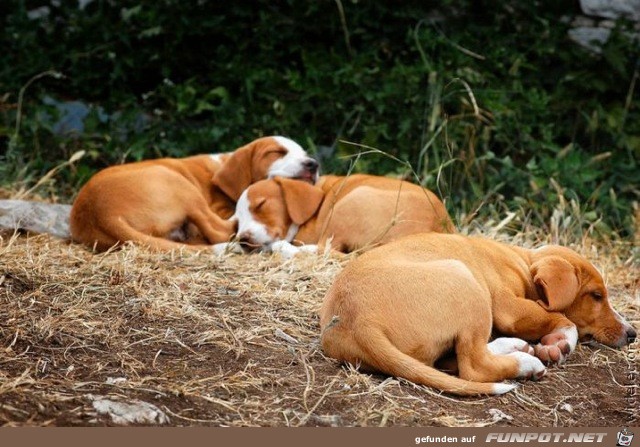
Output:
top-left (0, 226), bottom-right (638, 426)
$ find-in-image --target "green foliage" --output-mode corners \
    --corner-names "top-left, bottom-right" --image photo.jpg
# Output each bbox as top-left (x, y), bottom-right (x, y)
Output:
top-left (1, 0), bottom-right (639, 237)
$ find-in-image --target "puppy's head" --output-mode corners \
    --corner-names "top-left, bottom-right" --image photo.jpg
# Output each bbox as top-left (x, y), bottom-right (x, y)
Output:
top-left (213, 136), bottom-right (319, 201)
top-left (531, 245), bottom-right (636, 348)
top-left (232, 177), bottom-right (324, 250)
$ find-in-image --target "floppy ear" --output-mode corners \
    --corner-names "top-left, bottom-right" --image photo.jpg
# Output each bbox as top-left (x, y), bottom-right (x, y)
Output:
top-left (213, 144), bottom-right (254, 201)
top-left (531, 256), bottom-right (579, 311)
top-left (275, 177), bottom-right (324, 225)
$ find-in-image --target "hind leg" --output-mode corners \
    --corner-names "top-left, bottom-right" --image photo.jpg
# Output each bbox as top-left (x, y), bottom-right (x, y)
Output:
top-left (186, 204), bottom-right (237, 245)
top-left (436, 337), bottom-right (535, 375)
top-left (456, 315), bottom-right (546, 382)
top-left (457, 341), bottom-right (546, 382)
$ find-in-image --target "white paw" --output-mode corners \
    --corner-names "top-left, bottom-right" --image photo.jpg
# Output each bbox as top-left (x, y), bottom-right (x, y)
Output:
top-left (488, 337), bottom-right (534, 356)
top-left (298, 244), bottom-right (318, 254)
top-left (270, 240), bottom-right (301, 259)
top-left (509, 351), bottom-right (546, 381)
top-left (211, 242), bottom-right (243, 255)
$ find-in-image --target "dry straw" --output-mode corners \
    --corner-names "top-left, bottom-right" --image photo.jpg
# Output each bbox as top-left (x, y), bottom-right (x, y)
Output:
top-left (0, 143), bottom-right (638, 426)
top-left (0, 206), bottom-right (637, 426)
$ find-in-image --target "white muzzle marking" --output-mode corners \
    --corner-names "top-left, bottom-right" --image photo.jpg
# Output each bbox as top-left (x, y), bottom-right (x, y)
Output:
top-left (268, 136), bottom-right (318, 182)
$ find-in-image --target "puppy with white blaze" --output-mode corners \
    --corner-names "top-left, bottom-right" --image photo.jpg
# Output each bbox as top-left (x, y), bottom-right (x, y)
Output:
top-left (70, 136), bottom-right (319, 252)
top-left (232, 174), bottom-right (454, 257)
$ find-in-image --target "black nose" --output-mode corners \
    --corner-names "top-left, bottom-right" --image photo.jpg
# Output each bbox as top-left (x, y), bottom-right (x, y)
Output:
top-left (237, 234), bottom-right (252, 246)
top-left (237, 234), bottom-right (261, 253)
top-left (303, 159), bottom-right (319, 173)
top-left (627, 326), bottom-right (637, 344)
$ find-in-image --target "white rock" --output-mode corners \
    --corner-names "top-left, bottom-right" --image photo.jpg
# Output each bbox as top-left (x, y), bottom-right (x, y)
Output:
top-left (580, 0), bottom-right (640, 21)
top-left (488, 408), bottom-right (514, 423)
top-left (567, 27), bottom-right (612, 53)
top-left (90, 396), bottom-right (169, 425)
top-left (0, 200), bottom-right (71, 239)
top-left (560, 403), bottom-right (575, 414)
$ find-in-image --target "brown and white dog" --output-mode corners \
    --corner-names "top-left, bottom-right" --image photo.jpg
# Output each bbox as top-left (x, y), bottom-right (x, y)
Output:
top-left (70, 136), bottom-right (319, 252)
top-left (232, 174), bottom-right (454, 257)
top-left (320, 233), bottom-right (637, 396)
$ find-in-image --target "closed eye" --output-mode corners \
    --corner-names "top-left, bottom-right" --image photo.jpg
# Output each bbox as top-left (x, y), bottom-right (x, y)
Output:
top-left (251, 197), bottom-right (266, 212)
top-left (267, 147), bottom-right (288, 156)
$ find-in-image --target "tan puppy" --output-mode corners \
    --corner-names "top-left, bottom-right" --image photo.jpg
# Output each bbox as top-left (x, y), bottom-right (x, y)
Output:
top-left (320, 233), bottom-right (636, 396)
top-left (232, 174), bottom-right (454, 257)
top-left (70, 136), bottom-right (319, 251)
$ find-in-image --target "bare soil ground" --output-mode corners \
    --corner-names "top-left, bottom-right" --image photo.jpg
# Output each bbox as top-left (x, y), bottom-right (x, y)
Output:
top-left (0, 230), bottom-right (638, 427)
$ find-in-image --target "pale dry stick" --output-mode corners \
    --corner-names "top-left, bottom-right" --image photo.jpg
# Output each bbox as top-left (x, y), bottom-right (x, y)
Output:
top-left (198, 395), bottom-right (242, 415)
top-left (378, 409), bottom-right (392, 427)
top-left (166, 335), bottom-right (202, 357)
top-left (15, 150), bottom-right (85, 200)
top-left (300, 354), bottom-right (315, 414)
top-left (342, 180), bottom-right (407, 256)
top-left (1, 404), bottom-right (30, 418)
top-left (621, 60), bottom-right (639, 130)
top-left (444, 77), bottom-right (481, 118)
top-left (211, 308), bottom-right (244, 359)
top-left (0, 231), bottom-right (22, 255)
top-left (400, 379), bottom-right (488, 405)
top-left (0, 368), bottom-right (34, 394)
top-left (431, 20), bottom-right (485, 61)
top-left (311, 151), bottom-right (363, 247)
top-left (551, 370), bottom-right (576, 389)
top-left (336, 142), bottom-right (456, 234)
top-left (296, 378), bottom-right (338, 427)
top-left (511, 388), bottom-right (553, 412)
top-left (162, 406), bottom-right (221, 424)
top-left (334, 0), bottom-right (354, 59)
top-left (11, 70), bottom-right (64, 148)
top-left (125, 335), bottom-right (164, 348)
top-left (418, 120), bottom-right (453, 180)
top-left (344, 377), bottom-right (401, 398)
top-left (432, 414), bottom-right (476, 427)
top-left (152, 349), bottom-right (162, 368)
top-left (6, 329), bottom-right (19, 351)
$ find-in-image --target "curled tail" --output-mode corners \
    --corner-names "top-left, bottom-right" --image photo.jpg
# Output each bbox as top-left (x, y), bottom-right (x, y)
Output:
top-left (324, 325), bottom-right (515, 397)
top-left (115, 219), bottom-right (206, 251)
top-left (87, 217), bottom-right (210, 252)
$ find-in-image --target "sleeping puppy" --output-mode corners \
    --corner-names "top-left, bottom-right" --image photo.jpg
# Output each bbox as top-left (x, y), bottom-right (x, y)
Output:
top-left (232, 174), bottom-right (454, 257)
top-left (70, 136), bottom-right (319, 252)
top-left (319, 232), bottom-right (637, 396)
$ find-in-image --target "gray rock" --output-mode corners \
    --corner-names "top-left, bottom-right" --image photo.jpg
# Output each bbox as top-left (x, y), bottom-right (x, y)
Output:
top-left (90, 396), bottom-right (170, 425)
top-left (568, 27), bottom-right (613, 53)
top-left (0, 200), bottom-right (72, 239)
top-left (580, 0), bottom-right (640, 21)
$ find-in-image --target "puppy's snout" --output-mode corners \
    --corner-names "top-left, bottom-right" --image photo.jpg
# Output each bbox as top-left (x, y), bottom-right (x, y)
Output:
top-left (627, 326), bottom-right (637, 344)
top-left (303, 159), bottom-right (319, 174)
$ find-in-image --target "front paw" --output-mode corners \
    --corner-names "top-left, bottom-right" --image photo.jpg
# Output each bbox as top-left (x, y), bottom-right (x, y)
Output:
top-left (488, 337), bottom-right (535, 356)
top-left (533, 326), bottom-right (578, 365)
top-left (509, 351), bottom-right (547, 381)
top-left (211, 242), bottom-right (243, 255)
top-left (298, 244), bottom-right (318, 254)
top-left (270, 240), bottom-right (301, 259)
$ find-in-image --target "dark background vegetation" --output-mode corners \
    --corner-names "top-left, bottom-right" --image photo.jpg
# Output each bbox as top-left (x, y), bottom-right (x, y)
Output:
top-left (1, 0), bottom-right (639, 237)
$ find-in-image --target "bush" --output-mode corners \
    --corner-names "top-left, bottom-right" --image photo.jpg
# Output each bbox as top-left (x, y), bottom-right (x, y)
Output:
top-left (1, 0), bottom-right (638, 236)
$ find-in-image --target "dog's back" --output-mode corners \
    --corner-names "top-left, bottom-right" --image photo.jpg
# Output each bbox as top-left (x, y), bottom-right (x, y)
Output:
top-left (309, 175), bottom-right (455, 251)
top-left (69, 155), bottom-right (229, 251)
